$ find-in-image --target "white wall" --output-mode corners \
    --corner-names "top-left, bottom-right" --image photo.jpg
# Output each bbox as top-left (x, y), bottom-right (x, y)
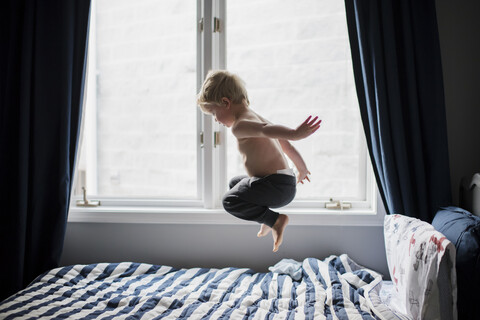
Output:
top-left (61, 222), bottom-right (388, 275)
top-left (61, 0), bottom-right (480, 279)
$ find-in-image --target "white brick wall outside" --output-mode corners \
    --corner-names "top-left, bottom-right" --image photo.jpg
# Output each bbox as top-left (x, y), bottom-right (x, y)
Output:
top-left (226, 0), bottom-right (363, 199)
top-left (80, 0), bottom-right (365, 200)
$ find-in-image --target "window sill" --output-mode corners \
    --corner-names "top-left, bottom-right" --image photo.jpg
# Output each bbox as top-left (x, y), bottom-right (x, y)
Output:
top-left (68, 205), bottom-right (385, 226)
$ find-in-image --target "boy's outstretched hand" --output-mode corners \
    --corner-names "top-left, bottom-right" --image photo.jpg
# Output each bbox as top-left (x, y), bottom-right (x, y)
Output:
top-left (294, 116), bottom-right (322, 140)
top-left (297, 169), bottom-right (311, 184)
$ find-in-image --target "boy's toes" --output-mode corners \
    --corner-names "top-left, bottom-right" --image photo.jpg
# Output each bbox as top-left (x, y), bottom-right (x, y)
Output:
top-left (273, 242), bottom-right (280, 252)
top-left (257, 224), bottom-right (271, 237)
top-left (257, 230), bottom-right (270, 237)
top-left (271, 214), bottom-right (289, 252)
top-left (272, 235), bottom-right (282, 252)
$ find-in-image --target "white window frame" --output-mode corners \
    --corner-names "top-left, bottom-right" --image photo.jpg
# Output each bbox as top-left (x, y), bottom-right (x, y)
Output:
top-left (69, 0), bottom-right (385, 226)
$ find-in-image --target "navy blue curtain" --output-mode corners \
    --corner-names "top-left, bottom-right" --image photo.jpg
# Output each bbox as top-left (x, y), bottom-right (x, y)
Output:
top-left (0, 0), bottom-right (90, 300)
top-left (344, 0), bottom-right (451, 222)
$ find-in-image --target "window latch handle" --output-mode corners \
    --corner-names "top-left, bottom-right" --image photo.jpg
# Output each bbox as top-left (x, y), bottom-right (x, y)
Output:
top-left (214, 131), bottom-right (220, 147)
top-left (76, 187), bottom-right (101, 207)
top-left (213, 17), bottom-right (221, 33)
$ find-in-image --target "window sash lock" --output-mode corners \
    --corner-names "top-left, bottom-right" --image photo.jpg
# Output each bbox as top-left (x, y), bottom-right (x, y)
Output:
top-left (325, 198), bottom-right (352, 210)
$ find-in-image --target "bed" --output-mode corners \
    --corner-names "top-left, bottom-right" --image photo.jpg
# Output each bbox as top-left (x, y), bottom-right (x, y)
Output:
top-left (0, 215), bottom-right (457, 320)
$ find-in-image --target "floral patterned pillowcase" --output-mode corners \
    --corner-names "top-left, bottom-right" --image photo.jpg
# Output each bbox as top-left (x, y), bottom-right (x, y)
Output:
top-left (384, 214), bottom-right (457, 320)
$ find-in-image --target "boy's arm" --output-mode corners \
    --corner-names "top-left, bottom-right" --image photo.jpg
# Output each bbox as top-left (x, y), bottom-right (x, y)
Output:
top-left (278, 139), bottom-right (311, 184)
top-left (232, 116), bottom-right (321, 141)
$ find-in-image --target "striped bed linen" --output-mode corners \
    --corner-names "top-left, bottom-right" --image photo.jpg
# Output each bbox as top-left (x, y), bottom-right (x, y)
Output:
top-left (0, 254), bottom-right (405, 319)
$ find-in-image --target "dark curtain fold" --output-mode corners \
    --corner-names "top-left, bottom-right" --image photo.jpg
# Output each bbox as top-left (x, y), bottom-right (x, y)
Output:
top-left (0, 0), bottom-right (90, 301)
top-left (344, 0), bottom-right (451, 222)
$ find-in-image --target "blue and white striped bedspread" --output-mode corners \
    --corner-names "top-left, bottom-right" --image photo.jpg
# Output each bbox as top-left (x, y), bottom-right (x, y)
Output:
top-left (0, 254), bottom-right (402, 319)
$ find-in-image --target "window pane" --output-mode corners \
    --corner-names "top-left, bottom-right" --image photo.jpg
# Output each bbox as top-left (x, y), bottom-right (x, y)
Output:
top-left (227, 0), bottom-right (363, 200)
top-left (82, 0), bottom-right (197, 198)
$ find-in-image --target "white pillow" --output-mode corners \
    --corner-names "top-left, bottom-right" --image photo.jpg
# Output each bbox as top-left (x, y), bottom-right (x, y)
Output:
top-left (384, 214), bottom-right (457, 320)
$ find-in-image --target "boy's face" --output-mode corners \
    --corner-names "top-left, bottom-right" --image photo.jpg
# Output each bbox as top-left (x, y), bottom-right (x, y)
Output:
top-left (204, 103), bottom-right (234, 128)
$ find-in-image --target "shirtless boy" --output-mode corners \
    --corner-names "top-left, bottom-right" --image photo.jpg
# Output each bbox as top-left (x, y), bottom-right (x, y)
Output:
top-left (197, 70), bottom-right (321, 252)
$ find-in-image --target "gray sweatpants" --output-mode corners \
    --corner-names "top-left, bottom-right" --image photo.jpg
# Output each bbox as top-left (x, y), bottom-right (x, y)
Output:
top-left (222, 173), bottom-right (297, 227)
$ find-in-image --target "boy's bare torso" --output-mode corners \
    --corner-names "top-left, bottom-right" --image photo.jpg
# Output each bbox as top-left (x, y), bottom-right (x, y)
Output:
top-left (232, 110), bottom-right (289, 177)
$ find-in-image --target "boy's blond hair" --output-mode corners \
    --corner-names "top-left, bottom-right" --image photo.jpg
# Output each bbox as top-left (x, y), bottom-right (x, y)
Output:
top-left (197, 70), bottom-right (249, 112)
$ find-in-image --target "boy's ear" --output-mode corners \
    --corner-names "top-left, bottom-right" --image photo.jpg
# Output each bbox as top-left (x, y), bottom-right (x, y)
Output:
top-left (221, 97), bottom-right (231, 108)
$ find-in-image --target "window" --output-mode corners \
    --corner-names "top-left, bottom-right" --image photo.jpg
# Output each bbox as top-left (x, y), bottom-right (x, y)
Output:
top-left (77, 0), bottom-right (198, 200)
top-left (72, 0), bottom-right (380, 225)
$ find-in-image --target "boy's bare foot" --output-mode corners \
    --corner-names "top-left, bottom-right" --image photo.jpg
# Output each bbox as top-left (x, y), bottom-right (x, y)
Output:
top-left (272, 214), bottom-right (289, 252)
top-left (257, 224), bottom-right (271, 237)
